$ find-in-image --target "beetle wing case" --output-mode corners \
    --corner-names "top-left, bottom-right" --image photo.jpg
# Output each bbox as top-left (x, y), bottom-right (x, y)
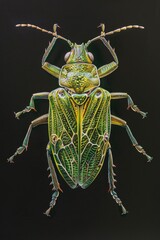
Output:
top-left (48, 87), bottom-right (111, 189)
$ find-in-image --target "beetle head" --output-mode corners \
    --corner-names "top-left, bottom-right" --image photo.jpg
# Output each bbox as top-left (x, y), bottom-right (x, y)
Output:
top-left (64, 43), bottom-right (94, 64)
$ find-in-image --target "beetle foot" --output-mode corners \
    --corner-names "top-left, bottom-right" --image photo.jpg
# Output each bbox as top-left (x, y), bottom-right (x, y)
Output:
top-left (128, 105), bottom-right (148, 119)
top-left (120, 204), bottom-right (128, 215)
top-left (146, 154), bottom-right (153, 163)
top-left (139, 111), bottom-right (148, 119)
top-left (110, 189), bottom-right (128, 216)
top-left (7, 155), bottom-right (15, 164)
top-left (44, 191), bottom-right (59, 217)
top-left (43, 207), bottom-right (52, 217)
top-left (14, 111), bottom-right (22, 119)
top-left (134, 144), bottom-right (153, 162)
top-left (14, 106), bottom-right (36, 119)
top-left (7, 146), bottom-right (27, 164)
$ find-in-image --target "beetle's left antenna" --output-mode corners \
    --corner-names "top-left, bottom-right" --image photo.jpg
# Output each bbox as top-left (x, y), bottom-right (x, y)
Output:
top-left (16, 23), bottom-right (73, 47)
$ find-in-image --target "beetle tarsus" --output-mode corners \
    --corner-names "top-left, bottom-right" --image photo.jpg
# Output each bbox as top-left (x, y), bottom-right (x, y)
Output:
top-left (14, 106), bottom-right (36, 119)
top-left (141, 112), bottom-right (148, 119)
top-left (7, 146), bottom-right (27, 163)
top-left (43, 207), bottom-right (52, 217)
top-left (130, 104), bottom-right (148, 118)
top-left (14, 111), bottom-right (22, 119)
top-left (146, 154), bottom-right (153, 162)
top-left (120, 204), bottom-right (128, 215)
top-left (134, 144), bottom-right (153, 162)
top-left (110, 189), bottom-right (128, 215)
top-left (7, 156), bottom-right (15, 164)
top-left (44, 191), bottom-right (59, 217)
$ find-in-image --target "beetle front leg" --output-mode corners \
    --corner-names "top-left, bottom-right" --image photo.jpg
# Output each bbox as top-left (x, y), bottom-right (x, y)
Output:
top-left (98, 37), bottom-right (118, 78)
top-left (44, 144), bottom-right (62, 217)
top-left (111, 115), bottom-right (153, 162)
top-left (108, 145), bottom-right (128, 215)
top-left (111, 92), bottom-right (148, 118)
top-left (41, 36), bottom-right (61, 78)
top-left (15, 92), bottom-right (49, 119)
top-left (8, 114), bottom-right (48, 163)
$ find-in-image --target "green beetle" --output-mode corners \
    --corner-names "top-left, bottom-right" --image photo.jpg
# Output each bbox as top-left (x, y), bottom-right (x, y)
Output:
top-left (8, 23), bottom-right (152, 216)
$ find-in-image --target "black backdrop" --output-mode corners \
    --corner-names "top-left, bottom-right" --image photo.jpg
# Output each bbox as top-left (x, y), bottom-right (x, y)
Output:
top-left (1, 0), bottom-right (160, 239)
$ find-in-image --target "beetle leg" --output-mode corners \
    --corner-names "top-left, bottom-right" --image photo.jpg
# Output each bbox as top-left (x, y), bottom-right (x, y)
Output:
top-left (108, 146), bottom-right (128, 215)
top-left (111, 115), bottom-right (153, 162)
top-left (42, 37), bottom-right (61, 78)
top-left (42, 37), bottom-right (57, 65)
top-left (111, 92), bottom-right (148, 118)
top-left (98, 38), bottom-right (118, 78)
top-left (44, 144), bottom-right (62, 217)
top-left (15, 92), bottom-right (49, 119)
top-left (7, 114), bottom-right (48, 163)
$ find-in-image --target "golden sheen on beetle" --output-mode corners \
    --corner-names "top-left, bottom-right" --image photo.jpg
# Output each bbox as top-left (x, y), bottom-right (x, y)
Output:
top-left (8, 23), bottom-right (153, 217)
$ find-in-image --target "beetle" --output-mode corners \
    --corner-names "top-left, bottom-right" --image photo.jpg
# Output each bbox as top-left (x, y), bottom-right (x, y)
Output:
top-left (8, 23), bottom-right (152, 216)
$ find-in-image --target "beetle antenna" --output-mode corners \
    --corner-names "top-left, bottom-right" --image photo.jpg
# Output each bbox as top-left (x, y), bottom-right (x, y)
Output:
top-left (16, 23), bottom-right (73, 47)
top-left (105, 24), bottom-right (144, 36)
top-left (85, 24), bottom-right (144, 47)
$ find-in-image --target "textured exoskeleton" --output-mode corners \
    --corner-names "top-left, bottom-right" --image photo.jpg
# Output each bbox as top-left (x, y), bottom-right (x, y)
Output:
top-left (8, 23), bottom-right (152, 216)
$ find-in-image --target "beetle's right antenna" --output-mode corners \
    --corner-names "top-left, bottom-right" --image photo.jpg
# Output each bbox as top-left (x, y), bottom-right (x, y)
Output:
top-left (16, 23), bottom-right (73, 47)
top-left (85, 24), bottom-right (144, 47)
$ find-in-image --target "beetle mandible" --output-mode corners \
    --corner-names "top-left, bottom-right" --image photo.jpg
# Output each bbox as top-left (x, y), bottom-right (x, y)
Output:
top-left (8, 23), bottom-right (153, 216)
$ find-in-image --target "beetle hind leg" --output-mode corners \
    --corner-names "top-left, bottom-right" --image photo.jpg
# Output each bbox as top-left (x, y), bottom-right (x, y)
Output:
top-left (111, 115), bottom-right (153, 162)
top-left (8, 114), bottom-right (48, 163)
top-left (108, 146), bottom-right (128, 215)
top-left (44, 144), bottom-right (62, 217)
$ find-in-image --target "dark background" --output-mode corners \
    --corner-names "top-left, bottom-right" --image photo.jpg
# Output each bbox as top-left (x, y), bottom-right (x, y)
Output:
top-left (0, 0), bottom-right (160, 239)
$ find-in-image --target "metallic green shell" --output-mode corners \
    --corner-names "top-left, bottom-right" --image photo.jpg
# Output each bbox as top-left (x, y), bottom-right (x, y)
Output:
top-left (48, 87), bottom-right (111, 189)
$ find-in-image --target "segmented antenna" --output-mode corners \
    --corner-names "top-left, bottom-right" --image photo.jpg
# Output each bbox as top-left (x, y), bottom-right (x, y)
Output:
top-left (16, 24), bottom-right (55, 35)
top-left (16, 23), bottom-right (73, 47)
top-left (106, 25), bottom-right (144, 36)
top-left (85, 24), bottom-right (144, 47)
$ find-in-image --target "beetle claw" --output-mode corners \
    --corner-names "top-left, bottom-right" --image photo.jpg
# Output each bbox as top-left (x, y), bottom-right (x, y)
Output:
top-left (142, 112), bottom-right (148, 119)
top-left (146, 155), bottom-right (153, 162)
top-left (7, 157), bottom-right (14, 164)
top-left (14, 111), bottom-right (20, 119)
top-left (120, 204), bottom-right (128, 215)
top-left (43, 207), bottom-right (52, 217)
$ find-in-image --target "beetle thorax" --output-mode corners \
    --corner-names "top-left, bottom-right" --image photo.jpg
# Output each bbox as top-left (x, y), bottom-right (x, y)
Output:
top-left (59, 43), bottom-right (100, 94)
top-left (59, 63), bottom-right (100, 93)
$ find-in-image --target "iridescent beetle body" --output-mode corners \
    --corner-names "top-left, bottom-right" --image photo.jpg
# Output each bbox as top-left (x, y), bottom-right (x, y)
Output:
top-left (8, 23), bottom-right (153, 216)
top-left (49, 87), bottom-right (111, 189)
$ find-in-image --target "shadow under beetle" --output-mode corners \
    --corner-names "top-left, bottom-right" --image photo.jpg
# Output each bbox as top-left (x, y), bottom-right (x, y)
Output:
top-left (8, 23), bottom-right (153, 216)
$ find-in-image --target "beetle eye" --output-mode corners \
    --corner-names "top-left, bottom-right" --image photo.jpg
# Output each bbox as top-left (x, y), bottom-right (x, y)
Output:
top-left (64, 52), bottom-right (71, 62)
top-left (87, 52), bottom-right (94, 62)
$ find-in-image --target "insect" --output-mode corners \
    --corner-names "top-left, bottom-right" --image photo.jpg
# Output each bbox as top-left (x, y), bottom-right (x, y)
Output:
top-left (8, 23), bottom-right (153, 216)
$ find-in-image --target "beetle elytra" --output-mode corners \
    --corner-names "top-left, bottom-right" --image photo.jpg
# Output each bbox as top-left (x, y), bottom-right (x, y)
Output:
top-left (8, 23), bottom-right (153, 216)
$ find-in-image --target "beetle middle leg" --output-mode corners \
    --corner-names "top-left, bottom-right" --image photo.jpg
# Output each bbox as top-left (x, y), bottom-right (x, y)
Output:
top-left (111, 92), bottom-right (148, 118)
top-left (15, 92), bottom-right (49, 119)
top-left (108, 145), bottom-right (128, 215)
top-left (44, 144), bottom-right (62, 217)
top-left (111, 115), bottom-right (153, 162)
top-left (8, 114), bottom-right (48, 163)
